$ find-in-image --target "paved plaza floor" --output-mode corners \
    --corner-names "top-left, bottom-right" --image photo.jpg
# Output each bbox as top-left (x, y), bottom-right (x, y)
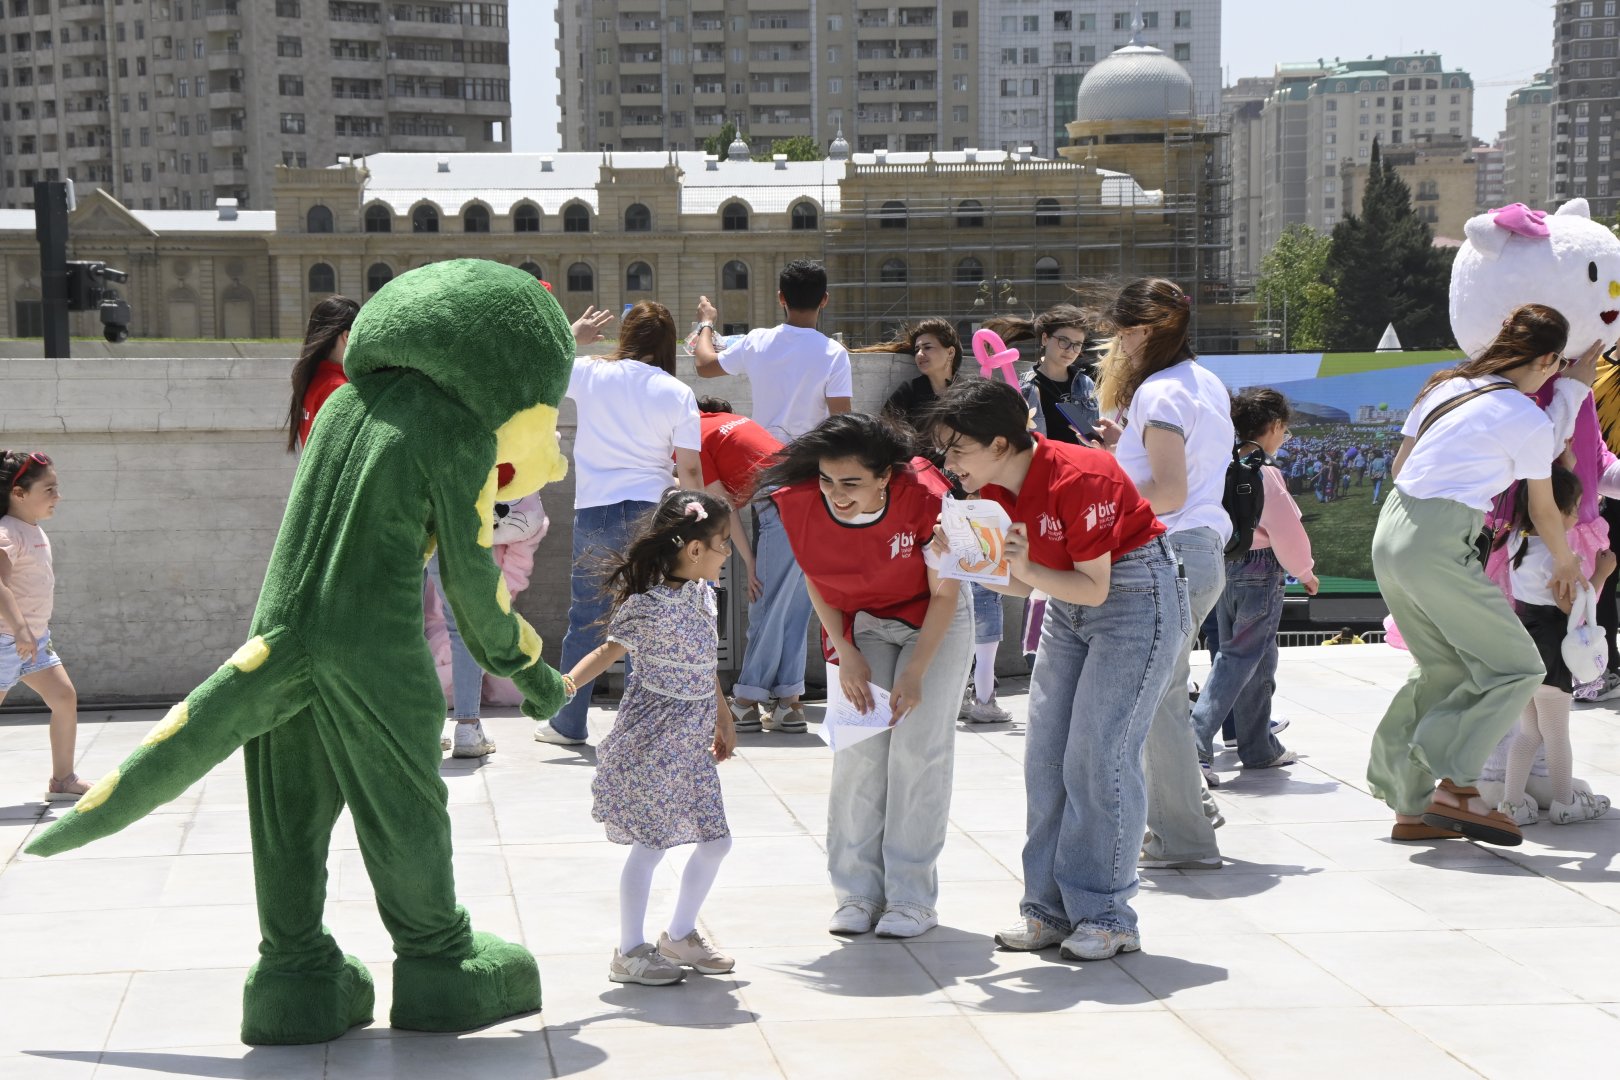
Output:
top-left (1, 645), bottom-right (1618, 1078)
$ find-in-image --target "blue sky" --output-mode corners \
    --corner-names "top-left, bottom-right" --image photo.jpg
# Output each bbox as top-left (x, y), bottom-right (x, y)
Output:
top-left (509, 0), bottom-right (1551, 152)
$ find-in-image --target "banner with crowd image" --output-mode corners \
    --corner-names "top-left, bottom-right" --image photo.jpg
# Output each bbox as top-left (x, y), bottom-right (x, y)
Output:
top-left (1198, 349), bottom-right (1461, 595)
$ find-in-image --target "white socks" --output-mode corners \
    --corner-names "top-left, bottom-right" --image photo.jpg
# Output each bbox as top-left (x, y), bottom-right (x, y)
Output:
top-left (974, 643), bottom-right (998, 704)
top-left (1505, 684), bottom-right (1575, 807)
top-left (619, 836), bottom-right (734, 953)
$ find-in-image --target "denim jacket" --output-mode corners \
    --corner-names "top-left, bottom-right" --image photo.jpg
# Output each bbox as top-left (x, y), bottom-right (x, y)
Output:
top-left (1020, 364), bottom-right (1099, 440)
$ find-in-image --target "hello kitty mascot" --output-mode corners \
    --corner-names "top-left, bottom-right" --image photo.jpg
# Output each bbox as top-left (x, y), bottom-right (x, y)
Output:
top-left (1446, 199), bottom-right (1620, 809)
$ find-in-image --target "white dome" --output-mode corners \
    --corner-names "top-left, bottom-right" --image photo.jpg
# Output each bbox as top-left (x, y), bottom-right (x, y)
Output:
top-left (1074, 44), bottom-right (1195, 123)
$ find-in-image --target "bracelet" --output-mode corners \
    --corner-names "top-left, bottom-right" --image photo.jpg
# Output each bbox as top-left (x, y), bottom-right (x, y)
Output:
top-left (560, 674), bottom-right (577, 701)
top-left (696, 322), bottom-right (714, 333)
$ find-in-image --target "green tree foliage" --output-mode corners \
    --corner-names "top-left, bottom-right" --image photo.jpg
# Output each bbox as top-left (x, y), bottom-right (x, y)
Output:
top-left (1254, 224), bottom-right (1335, 350)
top-left (1324, 140), bottom-right (1457, 351)
top-left (770, 135), bottom-right (826, 161)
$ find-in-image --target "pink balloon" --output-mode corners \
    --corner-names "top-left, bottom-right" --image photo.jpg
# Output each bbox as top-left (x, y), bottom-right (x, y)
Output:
top-left (972, 328), bottom-right (1020, 387)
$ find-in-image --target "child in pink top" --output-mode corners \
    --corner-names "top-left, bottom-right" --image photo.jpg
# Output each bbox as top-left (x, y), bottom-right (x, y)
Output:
top-left (1191, 390), bottom-right (1319, 770)
top-left (0, 450), bottom-right (91, 801)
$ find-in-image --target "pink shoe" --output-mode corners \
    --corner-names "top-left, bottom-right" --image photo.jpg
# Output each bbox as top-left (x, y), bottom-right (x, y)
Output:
top-left (46, 773), bottom-right (92, 803)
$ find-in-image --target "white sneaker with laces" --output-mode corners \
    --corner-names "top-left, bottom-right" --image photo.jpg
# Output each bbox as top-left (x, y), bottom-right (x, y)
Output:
top-left (609, 943), bottom-right (685, 985)
top-left (963, 697), bottom-right (1013, 724)
top-left (994, 915), bottom-right (1065, 951)
top-left (828, 903), bottom-right (876, 936)
top-left (874, 908), bottom-right (937, 938)
top-left (657, 929), bottom-right (735, 974)
top-left (1060, 925), bottom-right (1141, 961)
top-left (533, 720), bottom-right (586, 746)
top-left (451, 721), bottom-right (496, 758)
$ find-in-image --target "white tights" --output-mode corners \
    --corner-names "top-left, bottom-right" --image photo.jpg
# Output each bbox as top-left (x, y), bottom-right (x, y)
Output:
top-left (1505, 684), bottom-right (1574, 806)
top-left (618, 836), bottom-right (733, 955)
top-left (973, 642), bottom-right (998, 703)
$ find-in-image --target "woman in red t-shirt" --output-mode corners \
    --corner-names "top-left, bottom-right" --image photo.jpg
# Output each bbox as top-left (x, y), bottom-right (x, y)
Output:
top-left (931, 379), bottom-right (1188, 962)
top-left (285, 295), bottom-right (361, 452)
top-left (758, 413), bottom-right (973, 940)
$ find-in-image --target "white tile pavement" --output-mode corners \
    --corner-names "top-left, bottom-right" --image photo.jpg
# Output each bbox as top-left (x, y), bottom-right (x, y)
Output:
top-left (0, 647), bottom-right (1617, 1077)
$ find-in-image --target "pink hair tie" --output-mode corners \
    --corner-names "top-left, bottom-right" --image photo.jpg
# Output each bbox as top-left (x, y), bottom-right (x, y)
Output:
top-left (683, 501), bottom-right (709, 522)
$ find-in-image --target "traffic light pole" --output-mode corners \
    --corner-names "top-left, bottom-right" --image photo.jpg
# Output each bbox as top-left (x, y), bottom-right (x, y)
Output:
top-left (33, 180), bottom-right (71, 359)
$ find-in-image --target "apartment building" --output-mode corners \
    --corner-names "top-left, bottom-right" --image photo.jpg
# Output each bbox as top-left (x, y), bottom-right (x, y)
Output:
top-left (1551, 0), bottom-right (1619, 216)
top-left (1339, 134), bottom-right (1480, 244)
top-left (1502, 70), bottom-right (1555, 208)
top-left (0, 0), bottom-right (511, 211)
top-left (1224, 75), bottom-right (1271, 281)
top-left (1475, 141), bottom-right (1505, 211)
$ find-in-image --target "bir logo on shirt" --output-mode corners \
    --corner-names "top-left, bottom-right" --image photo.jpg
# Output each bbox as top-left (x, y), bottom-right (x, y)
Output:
top-left (1038, 513), bottom-right (1065, 541)
top-left (1084, 501), bottom-right (1118, 532)
top-left (888, 531), bottom-right (917, 559)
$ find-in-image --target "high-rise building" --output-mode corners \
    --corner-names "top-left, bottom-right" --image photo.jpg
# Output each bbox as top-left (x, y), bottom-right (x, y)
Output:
top-left (0, 0), bottom-right (512, 212)
top-left (1475, 141), bottom-right (1505, 210)
top-left (556, 3), bottom-right (1219, 158)
top-left (1552, 1), bottom-right (1619, 216)
top-left (1503, 70), bottom-right (1555, 208)
top-left (1224, 75), bottom-right (1274, 281)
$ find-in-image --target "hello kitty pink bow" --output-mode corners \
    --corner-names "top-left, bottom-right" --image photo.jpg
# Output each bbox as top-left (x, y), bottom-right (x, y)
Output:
top-left (1489, 203), bottom-right (1550, 239)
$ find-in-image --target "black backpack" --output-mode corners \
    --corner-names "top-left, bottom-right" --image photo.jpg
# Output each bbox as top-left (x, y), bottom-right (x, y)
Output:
top-left (1222, 441), bottom-right (1268, 557)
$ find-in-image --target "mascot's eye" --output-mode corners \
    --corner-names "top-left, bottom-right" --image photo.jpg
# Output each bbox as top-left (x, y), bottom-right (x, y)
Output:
top-left (1591, 261), bottom-right (1601, 283)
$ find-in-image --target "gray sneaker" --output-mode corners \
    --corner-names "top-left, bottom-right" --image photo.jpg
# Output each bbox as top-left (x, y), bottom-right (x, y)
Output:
top-left (962, 697), bottom-right (1014, 724)
top-left (658, 929), bottom-right (735, 974)
top-left (727, 697), bottom-right (763, 733)
top-left (609, 943), bottom-right (685, 986)
top-left (1060, 924), bottom-right (1141, 961)
top-left (994, 915), bottom-right (1065, 951)
top-left (763, 703), bottom-right (808, 734)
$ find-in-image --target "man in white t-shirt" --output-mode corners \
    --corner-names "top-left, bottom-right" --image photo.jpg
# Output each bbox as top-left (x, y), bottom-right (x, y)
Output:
top-left (690, 260), bottom-right (852, 733)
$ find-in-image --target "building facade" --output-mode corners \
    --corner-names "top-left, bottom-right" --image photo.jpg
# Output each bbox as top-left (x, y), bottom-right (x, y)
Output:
top-left (1223, 75), bottom-right (1271, 281)
top-left (1503, 70), bottom-right (1555, 208)
top-left (1552, 0), bottom-right (1620, 216)
top-left (0, 0), bottom-right (511, 213)
top-left (1475, 141), bottom-right (1505, 210)
top-left (1339, 135), bottom-right (1480, 245)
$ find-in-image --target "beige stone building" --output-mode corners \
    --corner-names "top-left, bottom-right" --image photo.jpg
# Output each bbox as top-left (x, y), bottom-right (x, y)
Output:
top-left (0, 0), bottom-right (511, 214)
top-left (1338, 135), bottom-right (1481, 244)
top-left (1503, 70), bottom-right (1555, 208)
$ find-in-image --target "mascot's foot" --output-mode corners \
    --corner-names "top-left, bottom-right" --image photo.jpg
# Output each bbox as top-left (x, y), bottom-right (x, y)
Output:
top-left (391, 931), bottom-right (541, 1032)
top-left (241, 953), bottom-right (374, 1045)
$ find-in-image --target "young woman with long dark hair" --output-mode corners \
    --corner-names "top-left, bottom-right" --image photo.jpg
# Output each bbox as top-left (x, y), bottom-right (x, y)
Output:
top-left (286, 296), bottom-right (361, 451)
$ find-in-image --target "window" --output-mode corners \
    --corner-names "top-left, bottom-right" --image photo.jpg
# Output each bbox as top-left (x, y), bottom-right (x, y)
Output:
top-left (624, 203), bottom-right (651, 232)
top-left (1055, 11), bottom-right (1073, 31)
top-left (463, 205), bottom-right (490, 233)
top-left (953, 74), bottom-right (969, 91)
top-left (14, 300), bottom-right (43, 339)
top-left (1023, 15), bottom-right (1038, 31)
top-left (363, 204), bottom-right (391, 232)
top-left (790, 201), bottom-right (818, 230)
top-left (308, 263), bottom-right (336, 293)
top-left (306, 205), bottom-right (334, 233)
top-left (625, 261), bottom-right (653, 292)
top-left (1141, 12), bottom-right (1159, 28)
top-left (411, 204), bottom-right (439, 233)
top-left (1023, 47), bottom-right (1039, 64)
top-left (952, 105), bottom-right (969, 122)
top-left (280, 113), bottom-right (305, 134)
top-left (1035, 198), bottom-right (1060, 226)
top-left (880, 258), bottom-right (908, 284)
top-left (1055, 43), bottom-right (1072, 64)
top-left (518, 261), bottom-right (543, 280)
top-left (880, 200), bottom-right (907, 228)
top-left (366, 263), bottom-right (393, 293)
top-left (721, 202), bottom-right (749, 230)
top-left (563, 204), bottom-right (591, 232)
top-left (952, 10), bottom-right (968, 28)
top-left (566, 262), bottom-right (595, 292)
top-left (1175, 9), bottom-right (1193, 27)
top-left (279, 75), bottom-right (303, 96)
top-left (1173, 43), bottom-right (1190, 62)
top-left (952, 44), bottom-right (969, 61)
top-left (721, 260), bottom-right (749, 290)
top-left (277, 1), bottom-right (301, 15)
top-left (1113, 12), bottom-right (1130, 29)
top-left (1034, 257), bottom-right (1062, 283)
top-left (513, 204), bottom-right (540, 232)
top-left (956, 199), bottom-right (985, 227)
top-left (954, 256), bottom-right (983, 285)
top-left (1002, 48), bottom-right (1019, 65)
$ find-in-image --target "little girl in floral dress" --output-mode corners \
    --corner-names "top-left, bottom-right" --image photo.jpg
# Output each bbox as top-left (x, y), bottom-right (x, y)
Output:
top-left (562, 489), bottom-right (738, 986)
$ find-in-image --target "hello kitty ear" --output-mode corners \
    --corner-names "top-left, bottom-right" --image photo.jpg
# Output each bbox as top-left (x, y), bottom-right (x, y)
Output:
top-left (1555, 198), bottom-right (1593, 219)
top-left (1464, 211), bottom-right (1511, 260)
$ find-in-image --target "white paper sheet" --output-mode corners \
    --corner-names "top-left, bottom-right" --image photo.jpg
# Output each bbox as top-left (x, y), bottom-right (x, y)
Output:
top-left (818, 669), bottom-right (897, 752)
top-left (937, 496), bottom-right (1013, 586)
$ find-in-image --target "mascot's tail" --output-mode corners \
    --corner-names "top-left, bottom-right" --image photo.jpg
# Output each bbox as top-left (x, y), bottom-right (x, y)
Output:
top-left (26, 627), bottom-right (307, 857)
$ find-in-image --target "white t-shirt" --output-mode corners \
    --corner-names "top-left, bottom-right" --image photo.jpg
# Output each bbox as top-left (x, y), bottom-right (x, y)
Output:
top-left (0, 514), bottom-right (53, 635)
top-left (1115, 360), bottom-right (1235, 543)
top-left (1507, 532), bottom-right (1560, 608)
top-left (1396, 376), bottom-right (1555, 511)
top-left (566, 357), bottom-right (702, 509)
top-left (718, 324), bottom-right (853, 441)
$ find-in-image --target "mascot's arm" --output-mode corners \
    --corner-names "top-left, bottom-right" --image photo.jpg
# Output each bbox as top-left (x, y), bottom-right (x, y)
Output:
top-left (1547, 378), bottom-right (1591, 449)
top-left (423, 442), bottom-right (566, 722)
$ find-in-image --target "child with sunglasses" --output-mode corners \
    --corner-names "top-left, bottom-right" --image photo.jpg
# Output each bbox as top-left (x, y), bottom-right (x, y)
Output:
top-left (0, 450), bottom-right (92, 801)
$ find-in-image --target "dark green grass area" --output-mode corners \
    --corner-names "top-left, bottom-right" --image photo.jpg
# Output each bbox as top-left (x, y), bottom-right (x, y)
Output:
top-left (1289, 484), bottom-right (1384, 589)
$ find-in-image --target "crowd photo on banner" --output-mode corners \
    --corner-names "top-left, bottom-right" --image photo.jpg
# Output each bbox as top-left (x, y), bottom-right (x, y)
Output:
top-left (9, 189), bottom-right (1620, 1045)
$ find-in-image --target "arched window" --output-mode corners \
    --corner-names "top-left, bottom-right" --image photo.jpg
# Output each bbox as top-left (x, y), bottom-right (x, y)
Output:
top-left (563, 203), bottom-right (591, 233)
top-left (366, 262), bottom-right (393, 293)
top-left (624, 203), bottom-right (651, 232)
top-left (626, 261), bottom-right (653, 292)
top-left (513, 203), bottom-right (541, 232)
top-left (880, 258), bottom-right (908, 284)
top-left (1035, 256), bottom-right (1061, 282)
top-left (1034, 198), bottom-right (1060, 227)
top-left (790, 200), bottom-right (819, 230)
top-left (721, 260), bottom-right (749, 290)
top-left (1449, 77), bottom-right (1461, 88)
top-left (954, 256), bottom-right (984, 285)
top-left (879, 200), bottom-right (907, 228)
top-left (518, 261), bottom-right (544, 280)
top-left (721, 201), bottom-right (749, 231)
top-left (363, 204), bottom-right (392, 233)
top-left (411, 204), bottom-right (439, 233)
top-left (463, 204), bottom-right (490, 233)
top-left (306, 204), bottom-right (334, 233)
top-left (566, 262), bottom-right (594, 292)
top-left (956, 199), bottom-right (985, 227)
top-left (308, 262), bottom-right (336, 293)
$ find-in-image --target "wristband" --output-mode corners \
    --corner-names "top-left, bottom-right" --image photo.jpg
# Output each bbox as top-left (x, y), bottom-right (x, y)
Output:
top-left (561, 674), bottom-right (578, 702)
top-left (696, 322), bottom-right (714, 333)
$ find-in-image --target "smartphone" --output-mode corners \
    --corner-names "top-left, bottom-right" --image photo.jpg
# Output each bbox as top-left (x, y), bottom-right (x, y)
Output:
top-left (1054, 400), bottom-right (1102, 444)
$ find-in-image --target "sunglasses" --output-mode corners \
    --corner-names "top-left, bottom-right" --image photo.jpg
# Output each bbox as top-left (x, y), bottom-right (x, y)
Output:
top-left (9, 451), bottom-right (51, 486)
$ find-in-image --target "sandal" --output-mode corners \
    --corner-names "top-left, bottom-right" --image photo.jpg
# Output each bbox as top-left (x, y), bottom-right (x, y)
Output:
top-left (1420, 779), bottom-right (1522, 846)
top-left (46, 773), bottom-right (92, 803)
top-left (1391, 821), bottom-right (1462, 842)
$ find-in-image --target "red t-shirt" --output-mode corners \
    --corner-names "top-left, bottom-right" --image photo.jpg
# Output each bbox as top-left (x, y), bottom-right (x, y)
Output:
top-left (981, 435), bottom-right (1164, 568)
top-left (298, 361), bottom-right (349, 448)
top-left (773, 458), bottom-right (950, 640)
top-left (699, 411), bottom-right (782, 507)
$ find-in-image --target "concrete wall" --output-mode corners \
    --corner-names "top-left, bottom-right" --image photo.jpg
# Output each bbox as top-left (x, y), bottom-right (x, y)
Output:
top-left (2, 350), bottom-right (1027, 706)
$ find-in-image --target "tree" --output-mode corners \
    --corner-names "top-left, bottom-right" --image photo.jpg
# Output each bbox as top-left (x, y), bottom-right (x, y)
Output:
top-left (702, 122), bottom-right (751, 160)
top-left (1254, 224), bottom-right (1335, 350)
top-left (770, 135), bottom-right (825, 161)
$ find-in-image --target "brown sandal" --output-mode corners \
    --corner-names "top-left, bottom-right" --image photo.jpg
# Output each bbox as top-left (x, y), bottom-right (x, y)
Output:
top-left (1420, 779), bottom-right (1522, 846)
top-left (1391, 821), bottom-right (1462, 841)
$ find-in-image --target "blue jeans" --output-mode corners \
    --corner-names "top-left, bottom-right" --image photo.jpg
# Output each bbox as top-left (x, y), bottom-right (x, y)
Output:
top-left (971, 583), bottom-right (1003, 645)
top-left (733, 503), bottom-right (813, 703)
top-left (1201, 608), bottom-right (1236, 742)
top-left (1020, 536), bottom-right (1188, 935)
top-left (425, 554), bottom-right (483, 720)
top-left (553, 499), bottom-right (656, 738)
top-left (1192, 549), bottom-right (1288, 766)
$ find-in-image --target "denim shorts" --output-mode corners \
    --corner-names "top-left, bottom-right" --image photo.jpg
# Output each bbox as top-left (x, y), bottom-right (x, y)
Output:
top-left (0, 631), bottom-right (61, 692)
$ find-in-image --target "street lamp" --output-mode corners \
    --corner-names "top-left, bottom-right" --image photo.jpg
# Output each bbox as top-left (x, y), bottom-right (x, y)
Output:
top-left (973, 277), bottom-right (1018, 309)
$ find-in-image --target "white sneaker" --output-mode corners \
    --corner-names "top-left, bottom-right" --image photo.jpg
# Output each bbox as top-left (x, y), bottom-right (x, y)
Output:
top-left (874, 908), bottom-right (937, 938)
top-left (1060, 924), bottom-right (1141, 961)
top-left (1139, 854), bottom-right (1223, 870)
top-left (1270, 715), bottom-right (1290, 736)
top-left (609, 943), bottom-right (685, 986)
top-left (1549, 789), bottom-right (1611, 824)
top-left (1594, 672), bottom-right (1620, 701)
top-left (657, 929), bottom-right (735, 974)
top-left (1497, 796), bottom-right (1538, 826)
top-left (994, 915), bottom-right (1065, 951)
top-left (533, 720), bottom-right (586, 746)
top-left (451, 721), bottom-right (496, 758)
top-left (827, 903), bottom-right (876, 936)
top-left (962, 697), bottom-right (1013, 724)
top-left (1525, 774), bottom-right (1593, 810)
top-left (1201, 762), bottom-right (1221, 789)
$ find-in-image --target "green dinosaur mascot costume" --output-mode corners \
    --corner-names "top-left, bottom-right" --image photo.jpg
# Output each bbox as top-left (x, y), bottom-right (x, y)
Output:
top-left (26, 259), bottom-right (571, 1045)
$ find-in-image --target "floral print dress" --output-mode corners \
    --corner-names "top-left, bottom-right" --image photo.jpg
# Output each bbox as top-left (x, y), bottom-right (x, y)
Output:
top-left (591, 580), bottom-right (729, 849)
